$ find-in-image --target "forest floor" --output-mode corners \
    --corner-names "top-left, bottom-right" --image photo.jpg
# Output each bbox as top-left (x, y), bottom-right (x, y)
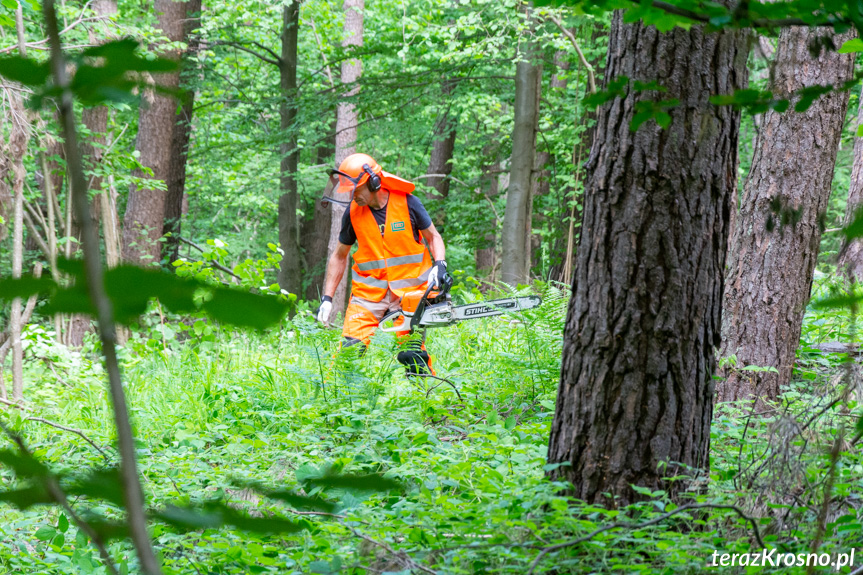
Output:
top-left (0, 281), bottom-right (860, 574)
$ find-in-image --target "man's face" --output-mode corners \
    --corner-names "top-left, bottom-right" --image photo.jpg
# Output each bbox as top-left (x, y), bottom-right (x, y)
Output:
top-left (353, 183), bottom-right (373, 206)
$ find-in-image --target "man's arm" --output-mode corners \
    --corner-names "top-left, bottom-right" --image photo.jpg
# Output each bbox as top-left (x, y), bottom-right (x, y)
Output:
top-left (322, 242), bottom-right (352, 299)
top-left (420, 223), bottom-right (446, 261)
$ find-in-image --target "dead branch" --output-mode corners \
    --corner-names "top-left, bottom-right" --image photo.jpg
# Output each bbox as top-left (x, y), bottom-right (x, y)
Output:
top-left (0, 397), bottom-right (110, 461)
top-left (344, 525), bottom-right (436, 575)
top-left (545, 14), bottom-right (596, 94)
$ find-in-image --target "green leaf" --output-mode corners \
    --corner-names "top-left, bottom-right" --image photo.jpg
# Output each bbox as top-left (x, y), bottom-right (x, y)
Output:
top-left (66, 468), bottom-right (125, 508)
top-left (0, 275), bottom-right (57, 301)
top-left (0, 485), bottom-right (53, 510)
top-left (105, 266), bottom-right (198, 323)
top-left (201, 287), bottom-right (289, 330)
top-left (504, 415), bottom-right (516, 430)
top-left (306, 472), bottom-right (401, 493)
top-left (57, 513), bottom-right (69, 533)
top-left (86, 519), bottom-right (131, 541)
top-left (0, 449), bottom-right (51, 478)
top-left (260, 490), bottom-right (336, 513)
top-left (839, 38), bottom-right (863, 53)
top-left (0, 56), bottom-right (51, 87)
top-left (35, 526), bottom-right (57, 542)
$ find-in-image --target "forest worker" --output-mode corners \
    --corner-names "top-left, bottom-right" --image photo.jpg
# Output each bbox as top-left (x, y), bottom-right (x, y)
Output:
top-left (316, 153), bottom-right (449, 376)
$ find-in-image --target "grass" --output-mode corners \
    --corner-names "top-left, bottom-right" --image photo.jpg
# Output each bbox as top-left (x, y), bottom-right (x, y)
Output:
top-left (0, 280), bottom-right (861, 574)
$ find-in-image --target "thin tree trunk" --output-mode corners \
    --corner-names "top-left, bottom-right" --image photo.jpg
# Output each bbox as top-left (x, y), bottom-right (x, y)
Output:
top-left (163, 0), bottom-right (202, 265)
top-left (302, 131), bottom-right (335, 301)
top-left (546, 9), bottom-right (748, 505)
top-left (327, 0), bottom-right (364, 316)
top-left (122, 0), bottom-right (185, 266)
top-left (66, 0), bottom-right (119, 349)
top-left (502, 5), bottom-right (539, 286)
top-left (718, 28), bottom-right (854, 403)
top-left (838, 85), bottom-right (863, 281)
top-left (425, 80), bottom-right (458, 232)
top-left (44, 1), bottom-right (162, 571)
top-left (278, 1), bottom-right (302, 297)
top-left (9, 4), bottom-right (32, 401)
top-left (475, 154), bottom-right (500, 279)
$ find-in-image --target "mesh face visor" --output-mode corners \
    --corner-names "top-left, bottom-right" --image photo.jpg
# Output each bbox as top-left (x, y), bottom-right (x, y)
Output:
top-left (320, 169), bottom-right (365, 207)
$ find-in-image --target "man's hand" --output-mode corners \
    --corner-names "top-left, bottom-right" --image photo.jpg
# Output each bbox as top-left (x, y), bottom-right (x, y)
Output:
top-left (316, 296), bottom-right (333, 325)
top-left (427, 260), bottom-right (448, 289)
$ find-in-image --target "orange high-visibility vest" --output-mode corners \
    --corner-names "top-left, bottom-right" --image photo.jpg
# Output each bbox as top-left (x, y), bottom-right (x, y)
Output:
top-left (349, 192), bottom-right (433, 302)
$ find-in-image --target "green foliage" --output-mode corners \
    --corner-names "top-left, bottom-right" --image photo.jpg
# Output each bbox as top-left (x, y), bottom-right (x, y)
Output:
top-left (1, 283), bottom-right (859, 573)
top-left (0, 38), bottom-right (177, 106)
top-left (0, 257), bottom-right (289, 330)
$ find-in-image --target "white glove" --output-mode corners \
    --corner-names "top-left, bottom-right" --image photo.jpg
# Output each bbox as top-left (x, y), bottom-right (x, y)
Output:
top-left (316, 296), bottom-right (332, 325)
top-left (427, 260), bottom-right (447, 289)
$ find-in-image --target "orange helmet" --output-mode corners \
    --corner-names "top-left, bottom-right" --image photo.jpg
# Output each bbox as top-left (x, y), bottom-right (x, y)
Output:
top-left (334, 153), bottom-right (383, 194)
top-left (320, 153), bottom-right (415, 208)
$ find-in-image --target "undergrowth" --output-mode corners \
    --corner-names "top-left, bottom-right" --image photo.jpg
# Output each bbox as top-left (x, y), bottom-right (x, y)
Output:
top-left (0, 280), bottom-right (860, 574)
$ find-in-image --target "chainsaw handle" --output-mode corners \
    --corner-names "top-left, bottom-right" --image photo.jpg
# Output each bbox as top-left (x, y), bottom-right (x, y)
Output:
top-left (410, 282), bottom-right (436, 331)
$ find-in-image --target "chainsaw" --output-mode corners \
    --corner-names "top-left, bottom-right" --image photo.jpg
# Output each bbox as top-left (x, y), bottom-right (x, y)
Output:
top-left (378, 277), bottom-right (542, 332)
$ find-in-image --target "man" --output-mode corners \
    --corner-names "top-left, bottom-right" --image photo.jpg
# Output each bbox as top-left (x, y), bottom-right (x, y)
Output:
top-left (316, 153), bottom-right (449, 376)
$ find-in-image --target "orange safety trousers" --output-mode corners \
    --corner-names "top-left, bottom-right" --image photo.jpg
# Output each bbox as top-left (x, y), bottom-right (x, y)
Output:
top-left (342, 290), bottom-right (434, 375)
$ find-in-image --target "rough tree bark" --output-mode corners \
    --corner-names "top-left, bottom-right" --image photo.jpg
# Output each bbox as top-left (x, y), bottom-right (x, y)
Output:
top-left (502, 5), bottom-right (540, 286)
top-left (718, 28), bottom-right (854, 403)
top-left (277, 1), bottom-right (302, 296)
top-left (326, 0), bottom-right (364, 316)
top-left (122, 0), bottom-right (186, 266)
top-left (838, 85), bottom-right (863, 281)
top-left (425, 79), bottom-right (458, 232)
top-left (546, 10), bottom-right (748, 505)
top-left (163, 0), bottom-right (202, 264)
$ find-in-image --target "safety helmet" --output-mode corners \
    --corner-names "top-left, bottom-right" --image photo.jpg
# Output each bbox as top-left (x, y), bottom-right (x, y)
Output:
top-left (320, 153), bottom-right (416, 208)
top-left (320, 153), bottom-right (382, 207)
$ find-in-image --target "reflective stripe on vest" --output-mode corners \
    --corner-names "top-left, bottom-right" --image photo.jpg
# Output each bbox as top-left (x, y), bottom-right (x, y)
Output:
top-left (349, 191), bottom-right (434, 302)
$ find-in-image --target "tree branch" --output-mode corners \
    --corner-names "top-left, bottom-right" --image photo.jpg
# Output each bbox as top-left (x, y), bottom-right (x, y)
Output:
top-left (211, 40), bottom-right (280, 66)
top-left (43, 0), bottom-right (162, 572)
top-left (177, 236), bottom-right (243, 280)
top-left (545, 14), bottom-right (596, 94)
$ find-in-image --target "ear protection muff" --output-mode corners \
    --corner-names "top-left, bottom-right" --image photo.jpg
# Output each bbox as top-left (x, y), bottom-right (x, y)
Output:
top-left (362, 163), bottom-right (382, 192)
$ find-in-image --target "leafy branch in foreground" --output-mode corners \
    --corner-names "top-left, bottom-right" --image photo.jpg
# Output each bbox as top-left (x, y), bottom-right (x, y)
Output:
top-left (580, 71), bottom-right (863, 132)
top-left (536, 0), bottom-right (863, 34)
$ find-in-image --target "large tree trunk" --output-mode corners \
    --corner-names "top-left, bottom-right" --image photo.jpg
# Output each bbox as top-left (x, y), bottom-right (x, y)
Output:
top-left (425, 80), bottom-right (458, 232)
top-left (838, 85), bottom-right (863, 282)
top-left (122, 0), bottom-right (185, 266)
top-left (502, 5), bottom-right (540, 286)
top-left (326, 0), bottom-right (364, 316)
top-left (163, 0), bottom-right (202, 265)
top-left (718, 28), bottom-right (854, 403)
top-left (546, 10), bottom-right (748, 505)
top-left (278, 1), bottom-right (302, 297)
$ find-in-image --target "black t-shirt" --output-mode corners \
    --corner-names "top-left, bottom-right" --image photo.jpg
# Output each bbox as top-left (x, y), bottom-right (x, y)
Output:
top-left (339, 194), bottom-right (433, 245)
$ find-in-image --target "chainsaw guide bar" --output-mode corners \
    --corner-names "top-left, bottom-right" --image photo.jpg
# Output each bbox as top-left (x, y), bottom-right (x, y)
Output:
top-left (378, 294), bottom-right (542, 332)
